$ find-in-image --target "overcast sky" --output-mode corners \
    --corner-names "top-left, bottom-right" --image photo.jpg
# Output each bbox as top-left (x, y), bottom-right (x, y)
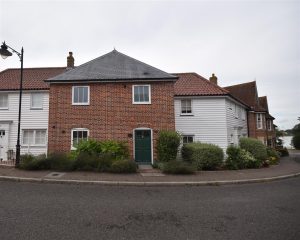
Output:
top-left (0, 0), bottom-right (299, 129)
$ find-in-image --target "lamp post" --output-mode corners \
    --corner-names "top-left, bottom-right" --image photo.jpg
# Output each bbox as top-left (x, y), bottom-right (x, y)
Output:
top-left (0, 42), bottom-right (24, 167)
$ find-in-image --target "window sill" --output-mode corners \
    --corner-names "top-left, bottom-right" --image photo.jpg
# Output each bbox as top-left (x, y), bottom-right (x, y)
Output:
top-left (72, 103), bottom-right (90, 106)
top-left (133, 102), bottom-right (151, 105)
top-left (0, 108), bottom-right (8, 110)
top-left (180, 114), bottom-right (194, 116)
top-left (30, 108), bottom-right (43, 110)
top-left (22, 145), bottom-right (46, 147)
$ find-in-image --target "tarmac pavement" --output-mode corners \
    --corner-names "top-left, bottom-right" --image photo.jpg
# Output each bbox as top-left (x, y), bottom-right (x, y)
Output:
top-left (0, 152), bottom-right (300, 186)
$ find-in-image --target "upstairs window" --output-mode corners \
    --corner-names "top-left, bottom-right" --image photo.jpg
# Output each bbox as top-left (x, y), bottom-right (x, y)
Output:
top-left (133, 85), bottom-right (151, 104)
top-left (181, 99), bottom-right (192, 114)
top-left (242, 109), bottom-right (246, 121)
top-left (31, 93), bottom-right (43, 109)
top-left (182, 135), bottom-right (194, 144)
top-left (0, 93), bottom-right (8, 109)
top-left (267, 120), bottom-right (272, 131)
top-left (72, 86), bottom-right (89, 105)
top-left (257, 113), bottom-right (263, 129)
top-left (71, 128), bottom-right (89, 149)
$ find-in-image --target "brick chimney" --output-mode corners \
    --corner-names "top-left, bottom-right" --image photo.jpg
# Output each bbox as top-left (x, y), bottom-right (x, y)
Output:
top-left (209, 73), bottom-right (218, 85)
top-left (67, 52), bottom-right (74, 68)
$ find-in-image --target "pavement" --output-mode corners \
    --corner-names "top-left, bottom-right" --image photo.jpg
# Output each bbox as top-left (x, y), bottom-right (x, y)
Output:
top-left (0, 151), bottom-right (300, 186)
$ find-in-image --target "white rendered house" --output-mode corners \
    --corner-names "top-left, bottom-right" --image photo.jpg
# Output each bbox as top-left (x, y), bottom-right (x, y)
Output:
top-left (174, 73), bottom-right (249, 151)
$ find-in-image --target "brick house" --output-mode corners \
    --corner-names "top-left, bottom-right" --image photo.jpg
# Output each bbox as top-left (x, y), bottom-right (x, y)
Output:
top-left (45, 50), bottom-right (177, 164)
top-left (224, 81), bottom-right (276, 147)
top-left (0, 67), bottom-right (65, 161)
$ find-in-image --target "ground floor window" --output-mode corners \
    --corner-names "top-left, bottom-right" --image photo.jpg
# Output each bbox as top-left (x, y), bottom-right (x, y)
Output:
top-left (182, 135), bottom-right (194, 144)
top-left (22, 129), bottom-right (46, 145)
top-left (71, 128), bottom-right (89, 149)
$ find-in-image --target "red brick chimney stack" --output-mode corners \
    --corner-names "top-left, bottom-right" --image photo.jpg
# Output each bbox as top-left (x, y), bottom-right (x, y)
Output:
top-left (209, 73), bottom-right (218, 85)
top-left (67, 52), bottom-right (74, 68)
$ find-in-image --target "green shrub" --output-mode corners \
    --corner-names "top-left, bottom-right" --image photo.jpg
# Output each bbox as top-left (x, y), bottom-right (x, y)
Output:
top-left (157, 130), bottom-right (181, 162)
top-left (75, 139), bottom-right (102, 156)
top-left (275, 147), bottom-right (289, 157)
top-left (240, 149), bottom-right (261, 168)
top-left (19, 154), bottom-right (39, 170)
top-left (109, 160), bottom-right (137, 173)
top-left (73, 152), bottom-right (99, 171)
top-left (292, 133), bottom-right (300, 150)
top-left (225, 145), bottom-right (260, 169)
top-left (20, 153), bottom-right (73, 171)
top-left (267, 148), bottom-right (280, 165)
top-left (226, 145), bottom-right (244, 170)
top-left (162, 161), bottom-right (196, 174)
top-left (100, 140), bottom-right (129, 160)
top-left (97, 153), bottom-right (115, 172)
top-left (182, 142), bottom-right (224, 170)
top-left (45, 152), bottom-right (75, 171)
top-left (239, 137), bottom-right (267, 162)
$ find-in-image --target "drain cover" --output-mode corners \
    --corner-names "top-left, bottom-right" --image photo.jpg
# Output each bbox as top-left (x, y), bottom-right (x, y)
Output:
top-left (44, 172), bottom-right (66, 178)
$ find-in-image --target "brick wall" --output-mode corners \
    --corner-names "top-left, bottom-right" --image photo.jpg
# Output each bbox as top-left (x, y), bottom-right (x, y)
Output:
top-left (247, 111), bottom-right (270, 144)
top-left (48, 81), bottom-right (175, 160)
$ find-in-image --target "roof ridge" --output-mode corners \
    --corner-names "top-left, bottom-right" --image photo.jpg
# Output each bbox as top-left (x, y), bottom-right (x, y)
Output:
top-left (225, 80), bottom-right (256, 88)
top-left (114, 50), bottom-right (177, 78)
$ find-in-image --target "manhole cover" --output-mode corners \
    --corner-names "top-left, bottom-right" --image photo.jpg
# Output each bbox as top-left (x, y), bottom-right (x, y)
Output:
top-left (44, 172), bottom-right (66, 178)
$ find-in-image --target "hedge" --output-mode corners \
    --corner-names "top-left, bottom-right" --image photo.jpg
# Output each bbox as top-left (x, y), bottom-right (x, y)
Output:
top-left (182, 142), bottom-right (224, 170)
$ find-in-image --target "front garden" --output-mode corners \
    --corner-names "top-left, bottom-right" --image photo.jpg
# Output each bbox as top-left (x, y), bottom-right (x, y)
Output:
top-left (19, 131), bottom-right (287, 174)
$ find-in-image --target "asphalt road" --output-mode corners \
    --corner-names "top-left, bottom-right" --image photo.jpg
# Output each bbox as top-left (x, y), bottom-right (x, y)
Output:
top-left (0, 178), bottom-right (299, 240)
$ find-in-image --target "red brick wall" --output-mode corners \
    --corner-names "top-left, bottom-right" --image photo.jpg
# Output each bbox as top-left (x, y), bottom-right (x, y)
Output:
top-left (48, 81), bottom-right (175, 160)
top-left (247, 111), bottom-right (270, 144)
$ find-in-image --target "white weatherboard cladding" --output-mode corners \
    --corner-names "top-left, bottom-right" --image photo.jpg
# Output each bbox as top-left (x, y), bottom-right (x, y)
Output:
top-left (225, 98), bottom-right (248, 145)
top-left (0, 91), bottom-right (49, 157)
top-left (175, 97), bottom-right (228, 151)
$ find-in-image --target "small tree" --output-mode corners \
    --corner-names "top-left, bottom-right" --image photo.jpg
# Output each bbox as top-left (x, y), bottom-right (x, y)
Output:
top-left (157, 130), bottom-right (181, 162)
top-left (292, 118), bottom-right (300, 150)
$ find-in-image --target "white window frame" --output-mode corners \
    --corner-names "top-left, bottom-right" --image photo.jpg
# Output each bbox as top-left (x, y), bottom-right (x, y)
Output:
top-left (30, 93), bottom-right (43, 109)
top-left (0, 93), bottom-right (8, 110)
top-left (180, 99), bottom-right (193, 115)
top-left (182, 135), bottom-right (194, 144)
top-left (132, 85), bottom-right (151, 104)
top-left (267, 120), bottom-right (272, 131)
top-left (242, 109), bottom-right (246, 121)
top-left (234, 105), bottom-right (238, 118)
top-left (257, 113), bottom-right (263, 129)
top-left (22, 129), bottom-right (47, 146)
top-left (72, 86), bottom-right (90, 105)
top-left (71, 128), bottom-right (89, 150)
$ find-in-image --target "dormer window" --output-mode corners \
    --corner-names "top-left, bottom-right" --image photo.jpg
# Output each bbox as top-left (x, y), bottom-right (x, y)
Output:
top-left (257, 113), bottom-right (263, 129)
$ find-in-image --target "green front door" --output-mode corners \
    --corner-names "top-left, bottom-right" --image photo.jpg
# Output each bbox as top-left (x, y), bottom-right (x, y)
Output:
top-left (134, 129), bottom-right (152, 164)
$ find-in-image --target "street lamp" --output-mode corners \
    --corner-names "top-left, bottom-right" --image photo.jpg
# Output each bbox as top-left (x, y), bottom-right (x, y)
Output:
top-left (0, 41), bottom-right (24, 167)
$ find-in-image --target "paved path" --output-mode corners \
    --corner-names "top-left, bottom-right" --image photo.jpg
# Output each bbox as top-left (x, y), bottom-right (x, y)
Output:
top-left (0, 177), bottom-right (299, 240)
top-left (0, 154), bottom-right (300, 185)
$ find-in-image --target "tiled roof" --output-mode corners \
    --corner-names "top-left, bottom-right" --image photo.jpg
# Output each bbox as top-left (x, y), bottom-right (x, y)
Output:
top-left (224, 81), bottom-right (266, 112)
top-left (174, 73), bottom-right (229, 96)
top-left (258, 96), bottom-right (269, 112)
top-left (0, 67), bottom-right (66, 91)
top-left (46, 50), bottom-right (177, 82)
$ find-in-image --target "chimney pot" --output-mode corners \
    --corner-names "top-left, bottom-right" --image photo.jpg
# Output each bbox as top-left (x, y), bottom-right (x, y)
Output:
top-left (209, 73), bottom-right (218, 85)
top-left (67, 51), bottom-right (74, 68)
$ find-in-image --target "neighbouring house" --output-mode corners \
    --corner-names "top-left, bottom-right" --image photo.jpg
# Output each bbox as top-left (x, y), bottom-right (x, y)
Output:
top-left (0, 67), bottom-right (66, 161)
top-left (224, 81), bottom-right (276, 147)
top-left (174, 72), bottom-right (249, 151)
top-left (45, 50), bottom-right (177, 164)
